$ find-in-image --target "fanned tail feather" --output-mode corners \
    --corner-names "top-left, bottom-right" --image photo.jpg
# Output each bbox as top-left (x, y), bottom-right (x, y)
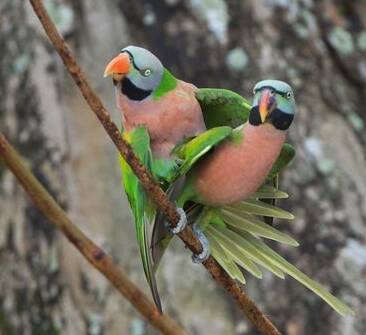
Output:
top-left (202, 187), bottom-right (354, 316)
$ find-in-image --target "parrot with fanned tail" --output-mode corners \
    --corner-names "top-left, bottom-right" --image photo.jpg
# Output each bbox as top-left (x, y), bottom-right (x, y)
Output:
top-left (104, 46), bottom-right (353, 316)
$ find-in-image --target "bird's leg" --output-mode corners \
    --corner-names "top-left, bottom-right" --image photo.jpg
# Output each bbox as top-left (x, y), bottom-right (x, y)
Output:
top-left (169, 208), bottom-right (210, 262)
top-left (170, 207), bottom-right (187, 234)
top-left (191, 223), bottom-right (210, 263)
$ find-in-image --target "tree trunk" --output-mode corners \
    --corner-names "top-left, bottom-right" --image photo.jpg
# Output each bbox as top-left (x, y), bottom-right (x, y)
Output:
top-left (1, 0), bottom-right (365, 334)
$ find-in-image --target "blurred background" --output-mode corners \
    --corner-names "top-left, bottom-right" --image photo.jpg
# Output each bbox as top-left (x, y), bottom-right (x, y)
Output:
top-left (1, 0), bottom-right (366, 334)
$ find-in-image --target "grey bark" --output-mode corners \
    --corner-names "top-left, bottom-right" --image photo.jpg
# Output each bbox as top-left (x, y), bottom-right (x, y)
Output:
top-left (1, 0), bottom-right (365, 335)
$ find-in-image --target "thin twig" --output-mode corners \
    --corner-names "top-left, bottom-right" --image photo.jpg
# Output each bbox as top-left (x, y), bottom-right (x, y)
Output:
top-left (0, 133), bottom-right (187, 335)
top-left (28, 1), bottom-right (282, 334)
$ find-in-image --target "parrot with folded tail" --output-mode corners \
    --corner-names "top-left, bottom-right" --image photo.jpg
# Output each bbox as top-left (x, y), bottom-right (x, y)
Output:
top-left (104, 47), bottom-right (353, 316)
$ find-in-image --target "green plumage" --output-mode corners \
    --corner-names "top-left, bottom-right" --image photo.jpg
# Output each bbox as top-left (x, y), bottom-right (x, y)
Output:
top-left (153, 68), bottom-right (177, 100)
top-left (196, 88), bottom-right (251, 128)
top-left (119, 127), bottom-right (161, 312)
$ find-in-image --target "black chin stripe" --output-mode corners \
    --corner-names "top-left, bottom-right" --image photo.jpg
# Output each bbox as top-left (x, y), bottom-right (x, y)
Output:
top-left (121, 77), bottom-right (152, 101)
top-left (249, 106), bottom-right (261, 126)
top-left (269, 109), bottom-right (294, 130)
top-left (249, 106), bottom-right (294, 130)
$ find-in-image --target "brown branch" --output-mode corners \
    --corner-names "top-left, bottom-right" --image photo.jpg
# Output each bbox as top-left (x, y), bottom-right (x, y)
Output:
top-left (28, 1), bottom-right (282, 334)
top-left (0, 133), bottom-right (187, 335)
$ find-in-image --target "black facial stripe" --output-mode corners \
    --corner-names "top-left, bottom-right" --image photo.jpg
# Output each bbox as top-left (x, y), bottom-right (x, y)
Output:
top-left (249, 106), bottom-right (294, 130)
top-left (269, 109), bottom-right (294, 130)
top-left (255, 86), bottom-right (287, 97)
top-left (121, 77), bottom-right (152, 101)
top-left (122, 50), bottom-right (142, 71)
top-left (249, 106), bottom-right (261, 126)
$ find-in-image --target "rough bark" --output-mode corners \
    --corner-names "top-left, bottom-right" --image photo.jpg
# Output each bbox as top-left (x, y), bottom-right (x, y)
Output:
top-left (1, 0), bottom-right (365, 335)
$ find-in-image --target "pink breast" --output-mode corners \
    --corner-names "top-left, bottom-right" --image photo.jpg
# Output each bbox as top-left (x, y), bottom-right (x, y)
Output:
top-left (116, 81), bottom-right (206, 158)
top-left (195, 123), bottom-right (286, 205)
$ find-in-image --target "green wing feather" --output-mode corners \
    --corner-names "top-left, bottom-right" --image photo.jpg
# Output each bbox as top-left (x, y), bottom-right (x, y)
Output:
top-left (262, 143), bottom-right (296, 224)
top-left (267, 143), bottom-right (296, 180)
top-left (194, 87), bottom-right (251, 171)
top-left (172, 126), bottom-right (232, 178)
top-left (119, 127), bottom-right (162, 312)
top-left (196, 88), bottom-right (251, 129)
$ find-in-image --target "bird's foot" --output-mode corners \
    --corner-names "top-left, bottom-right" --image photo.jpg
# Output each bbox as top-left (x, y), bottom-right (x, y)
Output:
top-left (191, 224), bottom-right (210, 263)
top-left (170, 208), bottom-right (187, 234)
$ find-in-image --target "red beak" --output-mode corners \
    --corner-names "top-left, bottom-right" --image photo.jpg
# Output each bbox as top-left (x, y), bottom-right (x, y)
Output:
top-left (104, 53), bottom-right (130, 80)
top-left (259, 89), bottom-right (276, 123)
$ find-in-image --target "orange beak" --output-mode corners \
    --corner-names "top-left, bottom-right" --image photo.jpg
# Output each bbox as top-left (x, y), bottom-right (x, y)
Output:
top-left (259, 89), bottom-right (276, 123)
top-left (104, 53), bottom-right (131, 81)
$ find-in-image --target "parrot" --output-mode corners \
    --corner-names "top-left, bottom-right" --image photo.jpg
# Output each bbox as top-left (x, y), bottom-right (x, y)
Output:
top-left (104, 45), bottom-right (206, 159)
top-left (104, 47), bottom-right (353, 316)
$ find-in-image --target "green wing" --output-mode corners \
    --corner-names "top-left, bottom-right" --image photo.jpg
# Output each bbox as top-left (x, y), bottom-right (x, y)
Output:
top-left (172, 126), bottom-right (232, 177)
top-left (196, 88), bottom-right (251, 129)
top-left (267, 143), bottom-right (296, 180)
top-left (262, 143), bottom-right (296, 225)
top-left (119, 127), bottom-right (162, 312)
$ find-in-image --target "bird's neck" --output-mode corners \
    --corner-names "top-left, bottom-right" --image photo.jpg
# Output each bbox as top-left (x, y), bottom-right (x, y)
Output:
top-left (120, 77), bottom-right (152, 101)
top-left (120, 68), bottom-right (177, 102)
top-left (244, 122), bottom-right (286, 145)
top-left (153, 68), bottom-right (177, 99)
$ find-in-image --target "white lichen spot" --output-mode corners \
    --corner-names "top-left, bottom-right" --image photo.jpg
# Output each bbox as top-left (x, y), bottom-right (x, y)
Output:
top-left (226, 47), bottom-right (249, 71)
top-left (143, 11), bottom-right (156, 26)
top-left (347, 113), bottom-right (364, 131)
top-left (190, 0), bottom-right (229, 44)
top-left (304, 137), bottom-right (323, 160)
top-left (317, 159), bottom-right (336, 175)
top-left (293, 23), bottom-right (309, 39)
top-left (130, 318), bottom-right (145, 335)
top-left (87, 312), bottom-right (103, 335)
top-left (357, 31), bottom-right (366, 51)
top-left (14, 53), bottom-right (30, 74)
top-left (266, 0), bottom-right (292, 7)
top-left (339, 239), bottom-right (366, 268)
top-left (328, 27), bottom-right (354, 56)
top-left (44, 0), bottom-right (74, 35)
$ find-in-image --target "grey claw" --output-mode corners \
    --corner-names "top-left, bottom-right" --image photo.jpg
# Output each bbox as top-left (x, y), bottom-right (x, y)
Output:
top-left (191, 224), bottom-right (210, 263)
top-left (171, 208), bottom-right (187, 234)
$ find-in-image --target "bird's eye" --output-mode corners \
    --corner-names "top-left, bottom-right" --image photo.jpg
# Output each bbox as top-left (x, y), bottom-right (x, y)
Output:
top-left (286, 91), bottom-right (292, 99)
top-left (143, 69), bottom-right (152, 77)
top-left (270, 89), bottom-right (275, 96)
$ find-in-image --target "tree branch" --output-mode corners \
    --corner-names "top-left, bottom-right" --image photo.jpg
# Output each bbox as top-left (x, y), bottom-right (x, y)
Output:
top-left (28, 1), bottom-right (281, 334)
top-left (0, 133), bottom-right (187, 335)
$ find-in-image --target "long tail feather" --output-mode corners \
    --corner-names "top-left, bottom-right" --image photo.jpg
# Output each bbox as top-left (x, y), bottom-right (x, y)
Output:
top-left (220, 209), bottom-right (299, 246)
top-left (208, 232), bottom-right (246, 284)
top-left (137, 217), bottom-right (162, 312)
top-left (207, 226), bottom-right (263, 278)
top-left (227, 199), bottom-right (294, 219)
top-left (242, 232), bottom-right (354, 316)
top-left (213, 225), bottom-right (286, 279)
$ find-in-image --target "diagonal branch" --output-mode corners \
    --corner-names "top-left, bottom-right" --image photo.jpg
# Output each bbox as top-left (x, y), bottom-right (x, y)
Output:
top-left (0, 133), bottom-right (187, 335)
top-left (28, 1), bottom-right (281, 334)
